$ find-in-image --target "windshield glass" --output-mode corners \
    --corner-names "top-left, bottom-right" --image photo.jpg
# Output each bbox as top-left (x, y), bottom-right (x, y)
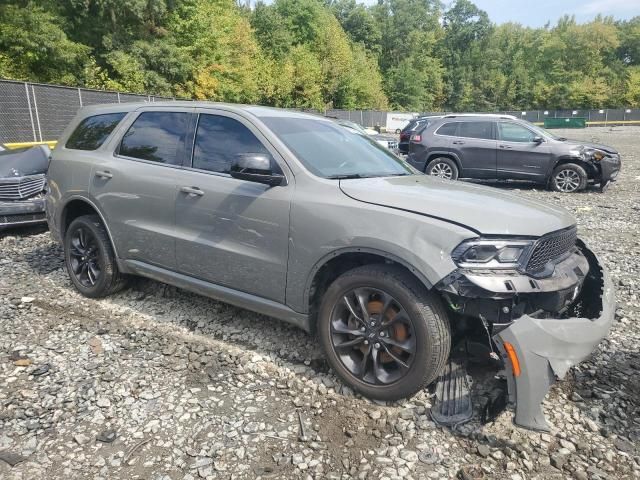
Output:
top-left (261, 117), bottom-right (415, 179)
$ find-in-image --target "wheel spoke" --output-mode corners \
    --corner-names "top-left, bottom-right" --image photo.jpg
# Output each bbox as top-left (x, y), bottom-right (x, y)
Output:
top-left (88, 263), bottom-right (100, 285)
top-left (343, 295), bottom-right (365, 326)
top-left (334, 337), bottom-right (365, 350)
top-left (380, 343), bottom-right (410, 369)
top-left (354, 289), bottom-right (371, 323)
top-left (371, 347), bottom-right (385, 385)
top-left (380, 336), bottom-right (415, 354)
top-left (331, 322), bottom-right (365, 336)
top-left (358, 344), bottom-right (372, 379)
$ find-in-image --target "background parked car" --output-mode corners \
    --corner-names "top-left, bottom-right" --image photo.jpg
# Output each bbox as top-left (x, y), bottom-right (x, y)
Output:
top-left (405, 114), bottom-right (621, 192)
top-left (398, 117), bottom-right (434, 155)
top-left (0, 144), bottom-right (50, 229)
top-left (335, 119), bottom-right (399, 153)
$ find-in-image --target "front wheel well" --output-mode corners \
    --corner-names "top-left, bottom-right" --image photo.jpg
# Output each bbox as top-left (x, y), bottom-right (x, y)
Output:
top-left (307, 252), bottom-right (431, 334)
top-left (553, 158), bottom-right (598, 179)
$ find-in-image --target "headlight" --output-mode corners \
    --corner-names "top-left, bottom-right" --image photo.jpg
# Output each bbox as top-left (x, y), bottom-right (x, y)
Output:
top-left (452, 239), bottom-right (535, 269)
top-left (581, 147), bottom-right (607, 161)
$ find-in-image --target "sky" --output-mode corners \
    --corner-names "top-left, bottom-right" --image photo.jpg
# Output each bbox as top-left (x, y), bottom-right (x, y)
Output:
top-left (351, 0), bottom-right (640, 27)
top-left (469, 0), bottom-right (640, 27)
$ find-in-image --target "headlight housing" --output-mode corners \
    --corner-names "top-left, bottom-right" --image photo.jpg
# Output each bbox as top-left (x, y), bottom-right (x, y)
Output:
top-left (581, 147), bottom-right (607, 161)
top-left (452, 239), bottom-right (535, 269)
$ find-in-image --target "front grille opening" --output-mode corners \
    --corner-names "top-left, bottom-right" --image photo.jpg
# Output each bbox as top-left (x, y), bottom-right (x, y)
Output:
top-left (526, 227), bottom-right (578, 274)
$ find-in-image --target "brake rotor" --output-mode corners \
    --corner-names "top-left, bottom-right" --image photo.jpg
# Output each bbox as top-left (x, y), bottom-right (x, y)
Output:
top-left (365, 298), bottom-right (407, 364)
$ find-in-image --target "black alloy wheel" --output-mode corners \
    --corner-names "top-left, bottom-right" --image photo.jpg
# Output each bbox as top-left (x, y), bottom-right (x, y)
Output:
top-left (330, 287), bottom-right (416, 386)
top-left (68, 226), bottom-right (101, 287)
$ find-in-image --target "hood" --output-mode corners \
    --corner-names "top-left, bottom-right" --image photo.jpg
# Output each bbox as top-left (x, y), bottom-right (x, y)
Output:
top-left (0, 145), bottom-right (50, 177)
top-left (339, 175), bottom-right (576, 237)
top-left (556, 139), bottom-right (618, 155)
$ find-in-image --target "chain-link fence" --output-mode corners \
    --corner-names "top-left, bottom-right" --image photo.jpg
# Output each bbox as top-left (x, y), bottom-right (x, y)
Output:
top-left (1, 78), bottom-right (639, 143)
top-left (0, 79), bottom-right (170, 143)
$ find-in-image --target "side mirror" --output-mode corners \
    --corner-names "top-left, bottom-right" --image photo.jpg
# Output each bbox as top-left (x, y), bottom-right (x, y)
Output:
top-left (533, 136), bottom-right (544, 143)
top-left (229, 153), bottom-right (285, 187)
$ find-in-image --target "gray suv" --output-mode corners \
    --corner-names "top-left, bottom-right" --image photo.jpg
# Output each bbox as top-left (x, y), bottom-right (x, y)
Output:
top-left (46, 102), bottom-right (614, 431)
top-left (406, 114), bottom-right (621, 192)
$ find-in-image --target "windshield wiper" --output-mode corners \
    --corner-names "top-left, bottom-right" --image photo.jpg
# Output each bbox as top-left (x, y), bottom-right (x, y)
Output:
top-left (326, 174), bottom-right (367, 179)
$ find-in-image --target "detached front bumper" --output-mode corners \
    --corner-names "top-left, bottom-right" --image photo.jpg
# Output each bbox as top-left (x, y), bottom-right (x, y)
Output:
top-left (0, 196), bottom-right (47, 228)
top-left (598, 155), bottom-right (621, 185)
top-left (436, 241), bottom-right (614, 431)
top-left (493, 245), bottom-right (614, 431)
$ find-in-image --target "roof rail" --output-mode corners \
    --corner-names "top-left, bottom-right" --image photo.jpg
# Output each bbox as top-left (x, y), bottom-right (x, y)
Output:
top-left (443, 113), bottom-right (518, 120)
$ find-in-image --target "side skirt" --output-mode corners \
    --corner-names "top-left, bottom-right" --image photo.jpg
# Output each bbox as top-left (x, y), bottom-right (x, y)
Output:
top-left (120, 259), bottom-right (311, 332)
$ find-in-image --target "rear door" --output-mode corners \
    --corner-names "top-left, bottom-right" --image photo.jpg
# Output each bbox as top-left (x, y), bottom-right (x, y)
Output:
top-left (496, 122), bottom-right (552, 181)
top-left (172, 109), bottom-right (293, 302)
top-left (89, 107), bottom-right (193, 269)
top-left (453, 121), bottom-right (497, 178)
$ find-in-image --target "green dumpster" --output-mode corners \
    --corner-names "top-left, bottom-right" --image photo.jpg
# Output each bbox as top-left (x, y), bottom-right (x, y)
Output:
top-left (543, 117), bottom-right (586, 129)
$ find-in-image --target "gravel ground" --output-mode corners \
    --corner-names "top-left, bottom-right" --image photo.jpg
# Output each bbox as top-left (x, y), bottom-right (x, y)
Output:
top-left (1, 126), bottom-right (638, 480)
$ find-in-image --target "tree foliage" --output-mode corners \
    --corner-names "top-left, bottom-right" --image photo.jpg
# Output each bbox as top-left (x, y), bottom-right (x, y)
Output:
top-left (0, 0), bottom-right (638, 110)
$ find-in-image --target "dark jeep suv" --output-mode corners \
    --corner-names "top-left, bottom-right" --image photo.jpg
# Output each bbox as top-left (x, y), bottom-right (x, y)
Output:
top-left (406, 114), bottom-right (621, 192)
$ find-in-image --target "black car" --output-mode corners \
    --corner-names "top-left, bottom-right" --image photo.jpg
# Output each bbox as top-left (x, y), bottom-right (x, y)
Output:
top-left (405, 114), bottom-right (621, 193)
top-left (398, 117), bottom-right (433, 155)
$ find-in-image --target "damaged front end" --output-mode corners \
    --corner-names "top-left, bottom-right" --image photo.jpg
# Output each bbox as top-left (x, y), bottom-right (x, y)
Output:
top-left (435, 228), bottom-right (614, 431)
top-left (0, 145), bottom-right (50, 229)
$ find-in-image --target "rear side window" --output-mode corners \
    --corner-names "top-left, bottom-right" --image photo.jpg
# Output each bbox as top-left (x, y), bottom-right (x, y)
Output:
top-left (66, 113), bottom-right (126, 150)
top-left (192, 114), bottom-right (271, 174)
top-left (458, 121), bottom-right (494, 140)
top-left (119, 111), bottom-right (189, 165)
top-left (436, 122), bottom-right (458, 136)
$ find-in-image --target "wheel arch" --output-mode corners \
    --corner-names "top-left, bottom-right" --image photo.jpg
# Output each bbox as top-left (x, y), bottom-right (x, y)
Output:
top-left (60, 197), bottom-right (120, 258)
top-left (304, 247), bottom-right (434, 334)
top-left (551, 156), bottom-right (597, 180)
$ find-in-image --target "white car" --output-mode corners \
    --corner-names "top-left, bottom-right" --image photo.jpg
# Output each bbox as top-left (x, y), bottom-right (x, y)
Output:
top-left (335, 119), bottom-right (399, 152)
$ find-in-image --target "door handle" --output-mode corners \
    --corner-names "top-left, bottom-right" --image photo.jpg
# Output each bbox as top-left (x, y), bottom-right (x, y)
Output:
top-left (452, 140), bottom-right (465, 145)
top-left (180, 186), bottom-right (204, 196)
top-left (499, 145), bottom-right (512, 149)
top-left (95, 170), bottom-right (113, 179)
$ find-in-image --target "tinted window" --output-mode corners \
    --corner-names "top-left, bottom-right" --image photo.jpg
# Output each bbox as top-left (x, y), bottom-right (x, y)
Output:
top-left (436, 122), bottom-right (458, 136)
top-left (119, 111), bottom-right (189, 164)
top-left (406, 119), bottom-right (429, 132)
top-left (66, 113), bottom-right (126, 150)
top-left (192, 115), bottom-right (271, 174)
top-left (458, 121), bottom-right (494, 140)
top-left (499, 122), bottom-right (537, 143)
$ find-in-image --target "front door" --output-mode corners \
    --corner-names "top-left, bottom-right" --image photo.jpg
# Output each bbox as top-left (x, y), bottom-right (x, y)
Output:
top-left (173, 109), bottom-right (293, 303)
top-left (89, 108), bottom-right (192, 269)
top-left (496, 122), bottom-right (552, 181)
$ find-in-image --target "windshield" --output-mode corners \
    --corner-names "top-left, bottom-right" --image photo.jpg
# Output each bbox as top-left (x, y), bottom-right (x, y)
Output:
top-left (261, 117), bottom-right (415, 179)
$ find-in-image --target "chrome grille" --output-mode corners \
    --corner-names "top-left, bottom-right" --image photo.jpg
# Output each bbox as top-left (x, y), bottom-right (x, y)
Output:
top-left (526, 227), bottom-right (578, 273)
top-left (0, 175), bottom-right (46, 200)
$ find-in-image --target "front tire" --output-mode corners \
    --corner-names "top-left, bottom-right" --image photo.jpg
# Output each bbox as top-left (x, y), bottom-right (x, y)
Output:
top-left (64, 215), bottom-right (126, 298)
top-left (550, 163), bottom-right (587, 193)
top-left (426, 157), bottom-right (459, 180)
top-left (317, 265), bottom-right (451, 401)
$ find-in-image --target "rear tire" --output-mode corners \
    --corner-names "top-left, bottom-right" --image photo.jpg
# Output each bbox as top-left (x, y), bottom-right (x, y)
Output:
top-left (317, 265), bottom-right (451, 401)
top-left (550, 163), bottom-right (587, 193)
top-left (426, 157), bottom-right (459, 180)
top-left (64, 215), bottom-right (126, 298)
